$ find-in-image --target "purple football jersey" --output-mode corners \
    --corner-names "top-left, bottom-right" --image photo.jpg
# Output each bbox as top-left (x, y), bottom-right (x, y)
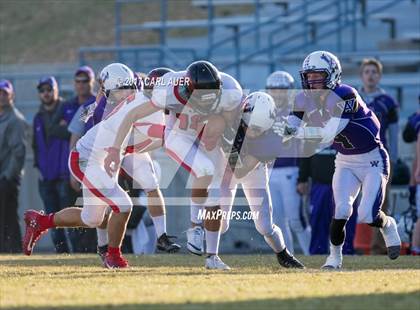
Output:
top-left (293, 84), bottom-right (383, 155)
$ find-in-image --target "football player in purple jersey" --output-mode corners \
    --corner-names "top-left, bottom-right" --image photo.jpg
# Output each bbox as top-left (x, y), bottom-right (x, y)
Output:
top-left (266, 71), bottom-right (311, 255)
top-left (276, 51), bottom-right (401, 269)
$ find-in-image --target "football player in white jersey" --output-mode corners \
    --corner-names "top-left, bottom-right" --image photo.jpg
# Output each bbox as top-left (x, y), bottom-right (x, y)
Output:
top-left (103, 60), bottom-right (243, 269)
top-left (266, 71), bottom-right (311, 255)
top-left (92, 67), bottom-right (181, 260)
top-left (218, 92), bottom-right (305, 269)
top-left (22, 63), bottom-right (154, 268)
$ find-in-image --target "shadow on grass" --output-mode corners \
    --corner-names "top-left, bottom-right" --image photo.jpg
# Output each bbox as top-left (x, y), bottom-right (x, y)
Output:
top-left (1, 292), bottom-right (419, 310)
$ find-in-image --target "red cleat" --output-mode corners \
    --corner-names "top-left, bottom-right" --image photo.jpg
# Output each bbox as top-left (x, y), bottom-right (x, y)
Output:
top-left (103, 253), bottom-right (129, 269)
top-left (22, 210), bottom-right (49, 256)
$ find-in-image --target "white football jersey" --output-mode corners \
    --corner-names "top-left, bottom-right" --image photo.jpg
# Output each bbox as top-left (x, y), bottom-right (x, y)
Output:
top-left (76, 92), bottom-right (163, 160)
top-left (152, 71), bottom-right (243, 136)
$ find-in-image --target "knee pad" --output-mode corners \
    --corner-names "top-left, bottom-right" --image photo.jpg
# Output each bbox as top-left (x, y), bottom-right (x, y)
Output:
top-left (108, 187), bottom-right (133, 213)
top-left (81, 207), bottom-right (106, 228)
top-left (330, 218), bottom-right (347, 246)
top-left (334, 202), bottom-right (353, 220)
top-left (368, 210), bottom-right (387, 228)
top-left (137, 164), bottom-right (159, 192)
top-left (195, 157), bottom-right (215, 178)
top-left (138, 171), bottom-right (159, 192)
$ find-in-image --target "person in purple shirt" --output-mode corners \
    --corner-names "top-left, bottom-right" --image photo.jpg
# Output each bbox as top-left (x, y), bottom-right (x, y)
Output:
top-left (358, 58), bottom-right (400, 254)
top-left (64, 66), bottom-right (96, 192)
top-left (358, 58), bottom-right (399, 163)
top-left (403, 95), bottom-right (420, 255)
top-left (32, 76), bottom-right (72, 253)
top-left (276, 51), bottom-right (401, 269)
top-left (265, 70), bottom-right (311, 255)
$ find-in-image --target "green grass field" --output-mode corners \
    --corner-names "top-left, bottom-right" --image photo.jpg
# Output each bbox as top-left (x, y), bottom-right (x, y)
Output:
top-left (1, 254), bottom-right (419, 310)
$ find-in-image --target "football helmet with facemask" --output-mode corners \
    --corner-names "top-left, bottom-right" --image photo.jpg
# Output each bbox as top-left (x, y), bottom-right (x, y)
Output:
top-left (99, 63), bottom-right (137, 99)
top-left (300, 51), bottom-right (342, 90)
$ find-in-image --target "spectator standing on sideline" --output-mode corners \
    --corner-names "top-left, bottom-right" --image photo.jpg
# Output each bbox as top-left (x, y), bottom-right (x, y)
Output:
top-left (358, 58), bottom-right (399, 254)
top-left (32, 77), bottom-right (72, 253)
top-left (403, 95), bottom-right (420, 255)
top-left (62, 66), bottom-right (97, 253)
top-left (63, 66), bottom-right (96, 191)
top-left (0, 80), bottom-right (27, 253)
top-left (297, 146), bottom-right (357, 255)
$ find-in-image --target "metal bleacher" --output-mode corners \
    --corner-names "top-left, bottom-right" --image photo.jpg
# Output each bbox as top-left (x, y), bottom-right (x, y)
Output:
top-left (78, 0), bottom-right (419, 113)
top-left (1, 0), bottom-right (417, 115)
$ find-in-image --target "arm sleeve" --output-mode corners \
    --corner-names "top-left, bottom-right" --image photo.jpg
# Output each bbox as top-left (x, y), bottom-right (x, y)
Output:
top-left (295, 117), bottom-right (349, 142)
top-left (1, 119), bottom-right (27, 180)
top-left (106, 99), bottom-right (160, 149)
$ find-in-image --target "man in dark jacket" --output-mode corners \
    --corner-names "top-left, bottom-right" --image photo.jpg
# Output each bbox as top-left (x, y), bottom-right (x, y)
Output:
top-left (0, 80), bottom-right (27, 253)
top-left (33, 77), bottom-right (72, 253)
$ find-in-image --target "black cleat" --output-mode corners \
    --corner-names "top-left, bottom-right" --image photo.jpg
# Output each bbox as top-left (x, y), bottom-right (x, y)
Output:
top-left (387, 245), bottom-right (401, 260)
top-left (157, 233), bottom-right (181, 253)
top-left (97, 244), bottom-right (108, 263)
top-left (276, 249), bottom-right (305, 269)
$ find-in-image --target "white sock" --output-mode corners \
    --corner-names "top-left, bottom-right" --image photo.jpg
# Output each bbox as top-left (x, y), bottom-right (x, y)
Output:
top-left (265, 225), bottom-right (286, 253)
top-left (205, 229), bottom-right (221, 255)
top-left (330, 242), bottom-right (343, 256)
top-left (383, 216), bottom-right (392, 228)
top-left (152, 214), bottom-right (166, 238)
top-left (191, 200), bottom-right (204, 225)
top-left (96, 228), bottom-right (108, 247)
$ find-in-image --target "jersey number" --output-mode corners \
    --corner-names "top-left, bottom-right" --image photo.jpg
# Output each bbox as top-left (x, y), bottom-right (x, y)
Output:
top-left (176, 113), bottom-right (201, 131)
top-left (334, 133), bottom-right (354, 149)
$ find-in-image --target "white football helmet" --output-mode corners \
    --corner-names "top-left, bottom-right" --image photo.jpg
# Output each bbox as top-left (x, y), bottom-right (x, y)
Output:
top-left (99, 63), bottom-right (136, 98)
top-left (266, 71), bottom-right (295, 89)
top-left (242, 91), bottom-right (276, 133)
top-left (300, 51), bottom-right (342, 90)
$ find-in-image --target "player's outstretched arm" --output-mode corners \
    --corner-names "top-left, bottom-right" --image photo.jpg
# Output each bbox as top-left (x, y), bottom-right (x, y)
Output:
top-left (275, 117), bottom-right (349, 143)
top-left (104, 100), bottom-right (159, 176)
